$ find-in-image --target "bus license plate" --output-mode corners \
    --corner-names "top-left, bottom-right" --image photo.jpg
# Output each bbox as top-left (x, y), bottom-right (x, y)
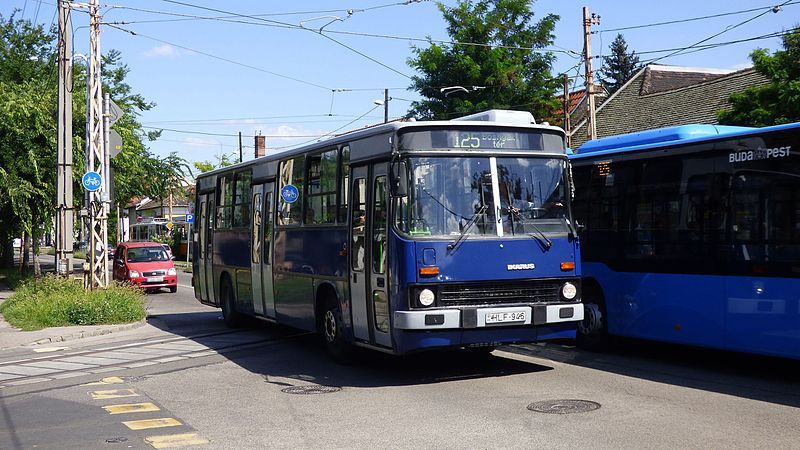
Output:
top-left (146, 276), bottom-right (163, 283)
top-left (485, 311), bottom-right (526, 324)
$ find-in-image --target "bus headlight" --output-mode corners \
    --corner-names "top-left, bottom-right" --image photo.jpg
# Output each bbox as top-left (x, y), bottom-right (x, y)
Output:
top-left (418, 288), bottom-right (435, 307)
top-left (561, 282), bottom-right (577, 300)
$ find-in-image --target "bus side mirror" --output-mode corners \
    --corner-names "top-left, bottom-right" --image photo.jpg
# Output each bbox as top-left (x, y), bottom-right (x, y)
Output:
top-left (390, 161), bottom-right (408, 197)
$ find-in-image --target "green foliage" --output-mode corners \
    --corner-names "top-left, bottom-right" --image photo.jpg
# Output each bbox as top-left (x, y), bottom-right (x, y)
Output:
top-left (0, 275), bottom-right (146, 331)
top-left (407, 0), bottom-right (560, 120)
top-left (599, 34), bottom-right (640, 95)
top-left (193, 153), bottom-right (236, 173)
top-left (718, 27), bottom-right (800, 126)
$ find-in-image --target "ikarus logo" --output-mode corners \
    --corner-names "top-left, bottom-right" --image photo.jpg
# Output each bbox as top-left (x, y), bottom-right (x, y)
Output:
top-left (507, 263), bottom-right (535, 271)
top-left (729, 146), bottom-right (791, 163)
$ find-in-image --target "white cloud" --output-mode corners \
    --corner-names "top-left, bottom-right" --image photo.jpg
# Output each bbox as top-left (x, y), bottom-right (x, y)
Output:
top-left (728, 62), bottom-right (753, 71)
top-left (143, 44), bottom-right (181, 58)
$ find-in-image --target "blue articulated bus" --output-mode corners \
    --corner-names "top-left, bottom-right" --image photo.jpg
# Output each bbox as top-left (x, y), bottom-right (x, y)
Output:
top-left (192, 110), bottom-right (583, 359)
top-left (571, 122), bottom-right (800, 359)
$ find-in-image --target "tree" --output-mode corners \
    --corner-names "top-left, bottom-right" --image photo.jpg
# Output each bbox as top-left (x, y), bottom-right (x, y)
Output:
top-left (407, 0), bottom-right (560, 121)
top-left (717, 27), bottom-right (800, 126)
top-left (193, 152), bottom-right (236, 174)
top-left (598, 33), bottom-right (640, 95)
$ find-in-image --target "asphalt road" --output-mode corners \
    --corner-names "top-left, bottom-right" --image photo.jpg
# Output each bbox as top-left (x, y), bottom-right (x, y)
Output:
top-left (1, 267), bottom-right (799, 449)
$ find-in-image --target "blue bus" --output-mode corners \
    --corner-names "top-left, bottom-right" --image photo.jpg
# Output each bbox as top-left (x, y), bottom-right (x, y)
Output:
top-left (192, 110), bottom-right (583, 359)
top-left (571, 122), bottom-right (800, 359)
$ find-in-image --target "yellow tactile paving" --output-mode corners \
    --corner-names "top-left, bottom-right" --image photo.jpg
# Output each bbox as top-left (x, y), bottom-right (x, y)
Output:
top-left (122, 418), bottom-right (182, 430)
top-left (103, 402), bottom-right (161, 415)
top-left (90, 388), bottom-right (139, 399)
top-left (82, 376), bottom-right (125, 386)
top-left (144, 433), bottom-right (210, 448)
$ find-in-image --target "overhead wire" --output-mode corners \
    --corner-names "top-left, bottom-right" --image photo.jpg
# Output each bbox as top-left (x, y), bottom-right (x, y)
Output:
top-left (272, 104), bottom-right (382, 150)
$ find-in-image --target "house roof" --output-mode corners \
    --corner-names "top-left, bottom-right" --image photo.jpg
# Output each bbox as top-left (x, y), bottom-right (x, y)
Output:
top-left (569, 64), bottom-right (767, 149)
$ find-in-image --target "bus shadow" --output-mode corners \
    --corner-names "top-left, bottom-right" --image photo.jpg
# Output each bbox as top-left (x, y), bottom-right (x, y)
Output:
top-left (503, 338), bottom-right (800, 408)
top-left (145, 312), bottom-right (554, 388)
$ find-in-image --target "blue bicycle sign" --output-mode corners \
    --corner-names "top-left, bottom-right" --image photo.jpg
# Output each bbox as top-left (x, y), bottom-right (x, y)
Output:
top-left (82, 171), bottom-right (102, 192)
top-left (280, 184), bottom-right (299, 203)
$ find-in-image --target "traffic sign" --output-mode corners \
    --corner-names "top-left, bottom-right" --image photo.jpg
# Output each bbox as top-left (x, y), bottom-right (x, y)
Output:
top-left (166, 222), bottom-right (174, 231)
top-left (185, 213), bottom-right (195, 224)
top-left (109, 100), bottom-right (124, 126)
top-left (109, 130), bottom-right (123, 157)
top-left (82, 171), bottom-right (102, 192)
top-left (280, 184), bottom-right (299, 203)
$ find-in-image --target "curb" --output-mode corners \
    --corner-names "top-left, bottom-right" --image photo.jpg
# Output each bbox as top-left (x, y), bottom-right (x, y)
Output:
top-left (25, 319), bottom-right (147, 347)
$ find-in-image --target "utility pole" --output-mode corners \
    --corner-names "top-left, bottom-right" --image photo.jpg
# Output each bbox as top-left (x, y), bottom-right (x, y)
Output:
top-left (55, 0), bottom-right (74, 276)
top-left (583, 6), bottom-right (601, 141)
top-left (86, 0), bottom-right (108, 288)
top-left (383, 89), bottom-right (389, 123)
top-left (563, 73), bottom-right (572, 148)
top-left (238, 131), bottom-right (243, 163)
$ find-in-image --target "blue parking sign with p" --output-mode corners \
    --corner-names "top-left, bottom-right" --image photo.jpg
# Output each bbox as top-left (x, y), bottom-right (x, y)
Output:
top-left (186, 213), bottom-right (194, 224)
top-left (82, 171), bottom-right (102, 192)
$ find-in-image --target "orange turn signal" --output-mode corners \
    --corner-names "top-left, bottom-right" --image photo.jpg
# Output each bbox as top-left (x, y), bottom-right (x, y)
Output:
top-left (560, 261), bottom-right (575, 271)
top-left (419, 266), bottom-right (440, 276)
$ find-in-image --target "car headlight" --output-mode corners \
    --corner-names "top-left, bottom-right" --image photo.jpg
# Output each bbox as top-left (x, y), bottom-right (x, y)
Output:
top-left (167, 267), bottom-right (177, 276)
top-left (128, 270), bottom-right (140, 278)
top-left (561, 282), bottom-right (577, 300)
top-left (418, 288), bottom-right (435, 307)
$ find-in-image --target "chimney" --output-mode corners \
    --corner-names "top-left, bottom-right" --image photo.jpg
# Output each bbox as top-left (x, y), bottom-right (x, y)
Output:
top-left (254, 135), bottom-right (266, 158)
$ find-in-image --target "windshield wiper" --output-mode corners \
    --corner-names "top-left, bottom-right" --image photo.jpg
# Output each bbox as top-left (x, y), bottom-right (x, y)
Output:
top-left (508, 207), bottom-right (552, 250)
top-left (448, 205), bottom-right (487, 250)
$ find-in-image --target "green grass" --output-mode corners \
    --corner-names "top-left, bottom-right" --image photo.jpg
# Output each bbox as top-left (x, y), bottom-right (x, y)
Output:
top-left (173, 260), bottom-right (192, 273)
top-left (46, 247), bottom-right (86, 260)
top-left (0, 275), bottom-right (147, 331)
top-left (0, 268), bottom-right (32, 290)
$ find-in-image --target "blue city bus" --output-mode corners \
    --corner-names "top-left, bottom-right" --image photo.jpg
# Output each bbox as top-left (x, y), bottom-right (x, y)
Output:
top-left (571, 122), bottom-right (800, 359)
top-left (192, 110), bottom-right (584, 359)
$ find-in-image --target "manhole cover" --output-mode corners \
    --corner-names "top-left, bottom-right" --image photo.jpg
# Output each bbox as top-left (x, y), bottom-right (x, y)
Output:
top-left (105, 437), bottom-right (128, 444)
top-left (527, 399), bottom-right (601, 414)
top-left (281, 385), bottom-right (342, 395)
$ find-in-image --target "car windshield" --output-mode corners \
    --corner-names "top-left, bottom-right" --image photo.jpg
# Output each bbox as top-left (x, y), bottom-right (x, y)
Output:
top-left (395, 156), bottom-right (570, 238)
top-left (127, 247), bottom-right (170, 262)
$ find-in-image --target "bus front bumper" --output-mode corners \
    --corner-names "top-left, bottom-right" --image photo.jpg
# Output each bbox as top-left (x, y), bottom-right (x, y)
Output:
top-left (393, 302), bottom-right (583, 330)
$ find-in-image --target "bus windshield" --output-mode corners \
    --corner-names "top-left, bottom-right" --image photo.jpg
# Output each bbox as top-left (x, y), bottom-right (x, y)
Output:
top-left (396, 156), bottom-right (570, 238)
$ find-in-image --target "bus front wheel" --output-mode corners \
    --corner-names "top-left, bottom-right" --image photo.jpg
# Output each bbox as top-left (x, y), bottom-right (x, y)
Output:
top-left (220, 278), bottom-right (244, 328)
top-left (322, 299), bottom-right (353, 363)
top-left (576, 296), bottom-right (608, 351)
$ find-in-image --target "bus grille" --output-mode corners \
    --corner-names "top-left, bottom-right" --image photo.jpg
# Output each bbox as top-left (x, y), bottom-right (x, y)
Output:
top-left (439, 281), bottom-right (561, 306)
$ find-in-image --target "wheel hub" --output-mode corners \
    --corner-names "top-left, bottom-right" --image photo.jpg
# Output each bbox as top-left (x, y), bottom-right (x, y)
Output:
top-left (324, 310), bottom-right (337, 343)
top-left (578, 303), bottom-right (603, 336)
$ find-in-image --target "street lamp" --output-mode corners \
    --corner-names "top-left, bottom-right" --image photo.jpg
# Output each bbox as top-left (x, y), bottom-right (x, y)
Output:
top-left (374, 89), bottom-right (391, 123)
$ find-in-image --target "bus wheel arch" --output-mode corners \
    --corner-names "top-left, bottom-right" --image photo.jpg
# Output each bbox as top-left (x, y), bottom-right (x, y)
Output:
top-left (577, 277), bottom-right (608, 350)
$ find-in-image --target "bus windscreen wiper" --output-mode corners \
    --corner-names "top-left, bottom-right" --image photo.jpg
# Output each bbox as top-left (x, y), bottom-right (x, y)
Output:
top-left (509, 206), bottom-right (552, 250)
top-left (448, 205), bottom-right (487, 250)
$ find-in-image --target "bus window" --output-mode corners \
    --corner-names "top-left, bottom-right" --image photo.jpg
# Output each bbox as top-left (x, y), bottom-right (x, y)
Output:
top-left (233, 170), bottom-right (252, 228)
top-left (264, 190), bottom-right (273, 264)
top-left (278, 156), bottom-right (305, 226)
top-left (351, 178), bottom-right (366, 272)
top-left (338, 146), bottom-right (350, 223)
top-left (217, 174), bottom-right (234, 228)
top-left (306, 149), bottom-right (337, 224)
top-left (372, 176), bottom-right (387, 274)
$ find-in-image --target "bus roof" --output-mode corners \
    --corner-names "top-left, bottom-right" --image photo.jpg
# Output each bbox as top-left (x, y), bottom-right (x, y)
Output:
top-left (573, 122), bottom-right (800, 159)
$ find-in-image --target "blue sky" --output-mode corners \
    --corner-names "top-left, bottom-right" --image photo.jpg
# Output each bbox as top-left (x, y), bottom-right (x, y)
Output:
top-left (5, 0), bottom-right (799, 165)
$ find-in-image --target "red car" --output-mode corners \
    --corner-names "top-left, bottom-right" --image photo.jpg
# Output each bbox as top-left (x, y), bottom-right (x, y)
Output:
top-left (113, 241), bottom-right (178, 293)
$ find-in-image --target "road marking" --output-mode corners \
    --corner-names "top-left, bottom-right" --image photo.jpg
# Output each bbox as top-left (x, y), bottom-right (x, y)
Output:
top-left (104, 402), bottom-right (161, 415)
top-left (178, 284), bottom-right (193, 289)
top-left (82, 376), bottom-right (125, 386)
top-left (122, 418), bottom-right (182, 430)
top-left (91, 388), bottom-right (139, 399)
top-left (32, 346), bottom-right (69, 353)
top-left (145, 433), bottom-right (209, 448)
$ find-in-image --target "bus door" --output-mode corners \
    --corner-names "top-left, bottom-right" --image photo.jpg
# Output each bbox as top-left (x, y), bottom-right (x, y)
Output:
top-left (195, 193), bottom-right (210, 302)
top-left (251, 184), bottom-right (265, 315)
top-left (251, 183), bottom-right (276, 318)
top-left (205, 195), bottom-right (215, 304)
top-left (348, 164), bottom-right (391, 347)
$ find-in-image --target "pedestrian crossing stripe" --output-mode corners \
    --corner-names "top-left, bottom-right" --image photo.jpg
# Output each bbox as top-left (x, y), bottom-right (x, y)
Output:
top-left (122, 417), bottom-right (182, 430)
top-left (103, 402), bottom-right (161, 415)
top-left (91, 388), bottom-right (139, 399)
top-left (145, 433), bottom-right (209, 448)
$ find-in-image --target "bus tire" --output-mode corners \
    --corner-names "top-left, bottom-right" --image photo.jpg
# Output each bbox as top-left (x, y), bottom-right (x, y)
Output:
top-left (321, 298), bottom-right (353, 363)
top-left (220, 276), bottom-right (244, 328)
top-left (576, 284), bottom-right (608, 351)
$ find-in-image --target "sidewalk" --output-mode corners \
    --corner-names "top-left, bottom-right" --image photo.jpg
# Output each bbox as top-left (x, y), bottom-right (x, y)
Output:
top-left (0, 282), bottom-right (146, 349)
